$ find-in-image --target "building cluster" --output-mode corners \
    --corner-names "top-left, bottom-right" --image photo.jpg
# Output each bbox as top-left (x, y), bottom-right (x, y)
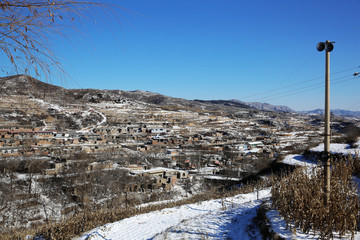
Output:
top-left (0, 100), bottom-right (324, 178)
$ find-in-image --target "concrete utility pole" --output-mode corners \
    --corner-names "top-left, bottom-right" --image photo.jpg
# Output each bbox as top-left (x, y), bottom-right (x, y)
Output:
top-left (316, 40), bottom-right (334, 205)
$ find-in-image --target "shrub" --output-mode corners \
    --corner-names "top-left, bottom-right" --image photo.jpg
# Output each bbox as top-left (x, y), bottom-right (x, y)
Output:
top-left (343, 125), bottom-right (360, 148)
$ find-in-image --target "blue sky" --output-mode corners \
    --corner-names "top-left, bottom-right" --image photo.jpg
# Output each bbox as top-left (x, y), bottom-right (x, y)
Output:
top-left (23, 1), bottom-right (360, 110)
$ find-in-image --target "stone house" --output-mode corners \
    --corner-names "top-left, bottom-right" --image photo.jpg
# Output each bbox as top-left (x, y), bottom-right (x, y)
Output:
top-left (87, 161), bottom-right (113, 172)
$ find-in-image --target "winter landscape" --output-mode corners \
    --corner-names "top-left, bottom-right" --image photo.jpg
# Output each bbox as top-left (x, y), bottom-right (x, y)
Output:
top-left (0, 74), bottom-right (359, 239)
top-left (1, 1), bottom-right (360, 240)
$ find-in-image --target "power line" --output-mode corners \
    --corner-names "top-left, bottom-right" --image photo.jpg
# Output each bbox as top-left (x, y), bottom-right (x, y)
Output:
top-left (247, 73), bottom-right (356, 102)
top-left (241, 66), bottom-right (359, 101)
top-left (348, 100), bottom-right (360, 110)
top-left (261, 75), bottom-right (359, 102)
top-left (274, 53), bottom-right (317, 87)
top-left (265, 76), bottom-right (358, 102)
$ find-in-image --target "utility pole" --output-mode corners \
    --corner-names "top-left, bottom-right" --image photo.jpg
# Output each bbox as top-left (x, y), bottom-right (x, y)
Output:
top-left (317, 40), bottom-right (334, 205)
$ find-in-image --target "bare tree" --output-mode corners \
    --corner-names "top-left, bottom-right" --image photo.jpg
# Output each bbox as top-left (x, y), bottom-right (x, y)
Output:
top-left (0, 0), bottom-right (128, 78)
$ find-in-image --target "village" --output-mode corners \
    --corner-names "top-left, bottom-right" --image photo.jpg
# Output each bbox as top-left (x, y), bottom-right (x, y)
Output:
top-left (0, 94), bottom-right (326, 173)
top-left (0, 84), bottom-right (351, 230)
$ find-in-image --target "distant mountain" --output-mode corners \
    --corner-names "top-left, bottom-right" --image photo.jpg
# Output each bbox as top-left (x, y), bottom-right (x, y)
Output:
top-left (302, 109), bottom-right (360, 118)
top-left (193, 99), bottom-right (250, 109)
top-left (244, 102), bottom-right (293, 112)
top-left (303, 109), bottom-right (324, 115)
top-left (228, 99), bottom-right (294, 112)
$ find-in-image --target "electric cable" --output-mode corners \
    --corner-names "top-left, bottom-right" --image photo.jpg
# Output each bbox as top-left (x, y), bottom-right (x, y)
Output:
top-left (247, 73), bottom-right (357, 102)
top-left (263, 75), bottom-right (359, 102)
top-left (241, 66), bottom-right (359, 101)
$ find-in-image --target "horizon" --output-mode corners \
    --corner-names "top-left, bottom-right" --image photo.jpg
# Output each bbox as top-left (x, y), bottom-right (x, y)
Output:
top-left (3, 73), bottom-right (360, 113)
top-left (1, 0), bottom-right (359, 111)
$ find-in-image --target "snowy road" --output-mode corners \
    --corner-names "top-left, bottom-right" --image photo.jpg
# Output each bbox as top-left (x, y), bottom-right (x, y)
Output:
top-left (77, 109), bottom-right (107, 133)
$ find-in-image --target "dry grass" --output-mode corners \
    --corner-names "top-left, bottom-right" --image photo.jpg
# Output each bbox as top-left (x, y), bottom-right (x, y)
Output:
top-left (272, 155), bottom-right (360, 239)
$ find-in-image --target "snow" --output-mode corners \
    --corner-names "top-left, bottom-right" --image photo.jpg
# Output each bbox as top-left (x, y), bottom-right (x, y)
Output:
top-left (197, 166), bottom-right (217, 175)
top-left (245, 148), bottom-right (262, 154)
top-left (282, 154), bottom-right (317, 168)
top-left (129, 167), bottom-right (175, 174)
top-left (311, 140), bottom-right (360, 155)
top-left (204, 175), bottom-right (241, 181)
top-left (77, 109), bottom-right (107, 133)
top-left (97, 111), bottom-right (107, 126)
top-left (32, 99), bottom-right (62, 112)
top-left (77, 189), bottom-right (271, 240)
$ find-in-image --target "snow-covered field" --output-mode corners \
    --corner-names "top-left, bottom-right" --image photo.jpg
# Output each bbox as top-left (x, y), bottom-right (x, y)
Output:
top-left (282, 154), bottom-right (317, 167)
top-left (76, 145), bottom-right (360, 240)
top-left (311, 140), bottom-right (360, 155)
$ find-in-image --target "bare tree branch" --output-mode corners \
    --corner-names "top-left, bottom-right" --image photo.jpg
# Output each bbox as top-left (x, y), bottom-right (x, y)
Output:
top-left (0, 0), bottom-right (129, 79)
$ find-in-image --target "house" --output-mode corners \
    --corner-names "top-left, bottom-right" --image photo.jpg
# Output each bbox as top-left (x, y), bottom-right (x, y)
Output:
top-left (137, 145), bottom-right (152, 152)
top-left (34, 131), bottom-right (56, 138)
top-left (129, 167), bottom-right (189, 188)
top-left (234, 144), bottom-right (247, 151)
top-left (151, 136), bottom-right (169, 145)
top-left (87, 161), bottom-right (113, 172)
top-left (0, 147), bottom-right (20, 157)
top-left (147, 126), bottom-right (167, 134)
top-left (247, 141), bottom-right (264, 149)
top-left (177, 170), bottom-right (188, 179)
top-left (37, 139), bottom-right (52, 146)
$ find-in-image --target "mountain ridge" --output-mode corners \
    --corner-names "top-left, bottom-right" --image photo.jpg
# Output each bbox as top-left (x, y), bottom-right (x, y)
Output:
top-left (228, 99), bottom-right (294, 112)
top-left (302, 109), bottom-right (360, 118)
top-left (1, 74), bottom-right (358, 117)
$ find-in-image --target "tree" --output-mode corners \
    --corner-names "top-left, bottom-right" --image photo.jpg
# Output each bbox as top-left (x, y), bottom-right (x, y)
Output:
top-left (0, 0), bottom-right (126, 78)
top-left (344, 124), bottom-right (360, 148)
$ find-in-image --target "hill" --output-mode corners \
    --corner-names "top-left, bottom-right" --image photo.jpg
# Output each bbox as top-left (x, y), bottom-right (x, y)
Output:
top-left (0, 75), bottom-right (256, 115)
top-left (0, 75), bottom-right (296, 116)
top-left (302, 109), bottom-right (360, 118)
top-left (0, 74), bottom-right (65, 97)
